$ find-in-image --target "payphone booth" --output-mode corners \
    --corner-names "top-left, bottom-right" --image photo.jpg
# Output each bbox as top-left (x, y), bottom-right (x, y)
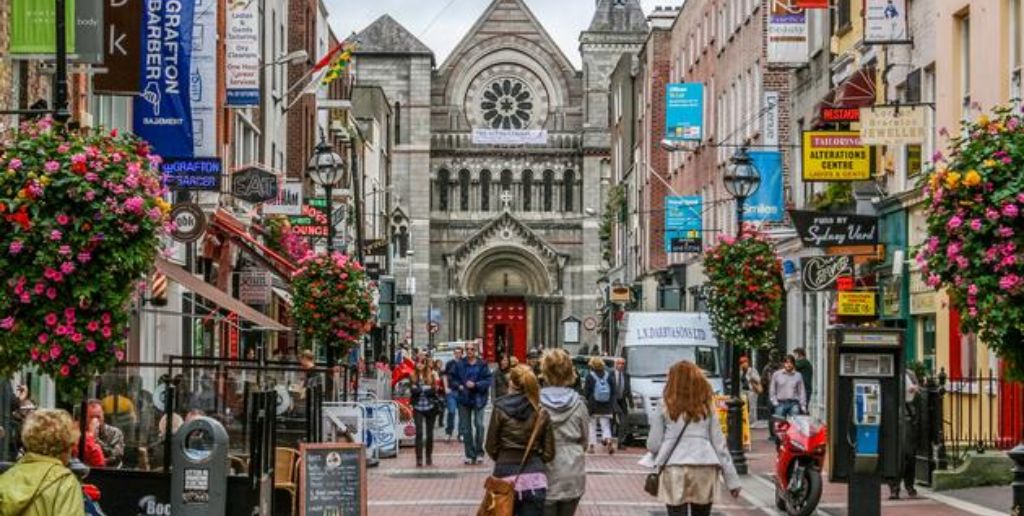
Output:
top-left (827, 327), bottom-right (904, 516)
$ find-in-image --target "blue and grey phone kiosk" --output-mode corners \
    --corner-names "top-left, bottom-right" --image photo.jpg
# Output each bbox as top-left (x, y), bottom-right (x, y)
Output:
top-left (827, 327), bottom-right (904, 516)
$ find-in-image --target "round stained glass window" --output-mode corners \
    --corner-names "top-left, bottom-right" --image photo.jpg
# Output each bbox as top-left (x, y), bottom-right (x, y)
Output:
top-left (480, 79), bottom-right (534, 130)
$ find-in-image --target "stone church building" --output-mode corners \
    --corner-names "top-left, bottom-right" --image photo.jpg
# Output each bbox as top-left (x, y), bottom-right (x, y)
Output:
top-left (353, 0), bottom-right (648, 360)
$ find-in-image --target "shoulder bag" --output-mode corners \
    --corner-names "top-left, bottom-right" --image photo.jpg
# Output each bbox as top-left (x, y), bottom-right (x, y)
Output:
top-left (644, 417), bottom-right (691, 497)
top-left (477, 410), bottom-right (547, 516)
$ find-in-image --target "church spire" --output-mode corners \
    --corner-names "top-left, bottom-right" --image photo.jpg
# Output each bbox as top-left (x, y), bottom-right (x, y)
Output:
top-left (587, 0), bottom-right (649, 33)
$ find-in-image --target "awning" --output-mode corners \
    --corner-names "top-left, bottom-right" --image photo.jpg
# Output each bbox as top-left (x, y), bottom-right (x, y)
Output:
top-left (272, 287), bottom-right (293, 306)
top-left (155, 257), bottom-right (290, 332)
top-left (210, 209), bottom-right (298, 280)
top-left (814, 66), bottom-right (878, 125)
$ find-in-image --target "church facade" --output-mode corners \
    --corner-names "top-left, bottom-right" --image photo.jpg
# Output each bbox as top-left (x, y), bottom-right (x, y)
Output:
top-left (353, 0), bottom-right (648, 359)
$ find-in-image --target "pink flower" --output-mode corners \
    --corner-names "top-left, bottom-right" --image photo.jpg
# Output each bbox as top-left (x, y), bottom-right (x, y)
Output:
top-left (33, 283), bottom-right (44, 295)
top-left (71, 333), bottom-right (82, 343)
top-left (56, 214), bottom-right (70, 225)
top-left (999, 227), bottom-right (1016, 238)
top-left (987, 208), bottom-right (1001, 221)
top-left (101, 312), bottom-right (111, 324)
top-left (101, 327), bottom-right (112, 339)
top-left (123, 196), bottom-right (145, 214)
top-left (49, 345), bottom-right (61, 358)
top-left (64, 307), bottom-right (75, 319)
top-left (44, 313), bottom-right (58, 326)
top-left (999, 274), bottom-right (1023, 291)
top-left (44, 160), bottom-right (60, 172)
top-left (58, 245), bottom-right (71, 256)
top-left (956, 256), bottom-right (970, 269)
top-left (50, 230), bottom-right (62, 241)
top-left (8, 241), bottom-right (23, 255)
top-left (71, 153), bottom-right (86, 165)
top-left (59, 365), bottom-right (70, 377)
top-left (45, 288), bottom-right (57, 300)
top-left (8, 158), bottom-right (22, 170)
top-left (29, 348), bottom-right (39, 361)
top-left (56, 144), bottom-right (69, 154)
top-left (60, 262), bottom-right (75, 274)
top-left (968, 284), bottom-right (979, 296)
top-left (115, 349), bottom-right (125, 362)
top-left (37, 333), bottom-right (48, 344)
top-left (947, 215), bottom-right (964, 230)
top-left (87, 321), bottom-right (100, 332)
top-left (77, 252), bottom-right (92, 264)
top-left (1003, 255), bottom-right (1018, 267)
top-left (68, 355), bottom-right (79, 366)
top-left (926, 274), bottom-right (941, 287)
top-left (1004, 204), bottom-right (1020, 218)
top-left (84, 172), bottom-right (99, 182)
top-left (0, 317), bottom-right (14, 330)
top-left (85, 340), bottom-right (97, 353)
top-left (969, 307), bottom-right (979, 317)
top-left (970, 219), bottom-right (983, 231)
top-left (84, 190), bottom-right (96, 201)
top-left (55, 325), bottom-right (70, 336)
top-left (946, 242), bottom-right (963, 258)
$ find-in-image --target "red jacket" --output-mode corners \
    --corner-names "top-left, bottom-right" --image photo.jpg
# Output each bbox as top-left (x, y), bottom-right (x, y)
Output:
top-left (72, 433), bottom-right (106, 468)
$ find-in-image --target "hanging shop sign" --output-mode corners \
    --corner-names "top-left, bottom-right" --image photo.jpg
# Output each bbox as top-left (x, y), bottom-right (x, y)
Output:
top-left (665, 83), bottom-right (705, 142)
top-left (665, 196), bottom-right (703, 253)
top-left (263, 181), bottom-right (303, 216)
top-left (609, 286), bottom-right (632, 304)
top-left (231, 166), bottom-right (279, 204)
top-left (859, 106), bottom-right (926, 146)
top-left (73, 0), bottom-right (103, 64)
top-left (790, 210), bottom-right (879, 248)
top-left (821, 107), bottom-right (860, 123)
top-left (800, 255), bottom-right (853, 292)
top-left (767, 3), bottom-right (808, 65)
top-left (161, 158), bottom-right (223, 192)
top-left (909, 272), bottom-right (937, 315)
top-left (745, 151), bottom-right (784, 222)
top-left (801, 131), bottom-right (871, 181)
top-left (362, 239), bottom-right (389, 257)
top-left (226, 0), bottom-right (260, 106)
top-left (169, 203), bottom-right (207, 243)
top-left (762, 92), bottom-right (781, 147)
top-left (288, 202), bottom-right (330, 237)
top-left (864, 0), bottom-right (910, 45)
top-left (10, 0), bottom-right (76, 55)
top-left (880, 276), bottom-right (903, 318)
top-left (471, 129), bottom-right (548, 145)
top-left (94, 0), bottom-right (142, 94)
top-left (836, 291), bottom-right (877, 317)
top-left (239, 270), bottom-right (271, 306)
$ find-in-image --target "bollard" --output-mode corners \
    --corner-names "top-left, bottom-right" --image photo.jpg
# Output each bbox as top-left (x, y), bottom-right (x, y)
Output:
top-left (1010, 443), bottom-right (1024, 516)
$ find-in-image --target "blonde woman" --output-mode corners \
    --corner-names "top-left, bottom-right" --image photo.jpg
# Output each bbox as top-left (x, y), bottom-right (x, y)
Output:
top-left (411, 358), bottom-right (445, 467)
top-left (0, 409), bottom-right (86, 515)
top-left (646, 361), bottom-right (741, 516)
top-left (540, 349), bottom-right (589, 516)
top-left (485, 365), bottom-right (555, 515)
top-left (583, 356), bottom-right (616, 454)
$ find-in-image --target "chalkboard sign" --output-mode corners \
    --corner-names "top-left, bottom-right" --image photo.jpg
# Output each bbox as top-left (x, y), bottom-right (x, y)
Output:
top-left (299, 442), bottom-right (366, 516)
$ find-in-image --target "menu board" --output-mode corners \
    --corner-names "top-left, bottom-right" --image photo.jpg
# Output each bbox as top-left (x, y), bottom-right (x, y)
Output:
top-left (299, 443), bottom-right (366, 516)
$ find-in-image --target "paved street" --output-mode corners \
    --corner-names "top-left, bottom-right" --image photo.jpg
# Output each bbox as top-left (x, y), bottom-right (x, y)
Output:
top-left (367, 428), bottom-right (1011, 516)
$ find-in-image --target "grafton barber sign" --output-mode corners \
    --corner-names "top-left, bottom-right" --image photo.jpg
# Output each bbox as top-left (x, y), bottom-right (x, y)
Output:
top-left (800, 255), bottom-right (853, 291)
top-left (790, 210), bottom-right (879, 248)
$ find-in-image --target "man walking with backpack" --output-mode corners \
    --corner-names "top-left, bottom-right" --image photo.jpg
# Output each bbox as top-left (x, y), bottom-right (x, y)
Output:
top-left (584, 356), bottom-right (616, 454)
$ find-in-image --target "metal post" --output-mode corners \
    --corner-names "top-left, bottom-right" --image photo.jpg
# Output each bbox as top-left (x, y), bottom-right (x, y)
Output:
top-left (727, 195), bottom-right (749, 475)
top-left (53, 0), bottom-right (70, 124)
top-left (325, 184), bottom-right (335, 253)
top-left (1011, 404), bottom-right (1024, 514)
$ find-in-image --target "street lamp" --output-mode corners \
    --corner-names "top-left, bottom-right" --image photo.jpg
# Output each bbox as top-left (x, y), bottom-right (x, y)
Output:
top-left (307, 136), bottom-right (346, 252)
top-left (721, 147), bottom-right (761, 475)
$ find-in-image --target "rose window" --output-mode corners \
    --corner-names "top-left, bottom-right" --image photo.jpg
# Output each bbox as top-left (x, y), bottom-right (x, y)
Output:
top-left (480, 79), bottom-right (534, 129)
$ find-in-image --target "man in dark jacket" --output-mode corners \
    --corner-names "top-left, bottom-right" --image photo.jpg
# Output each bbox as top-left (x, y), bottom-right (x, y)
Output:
top-left (451, 343), bottom-right (492, 464)
top-left (611, 358), bottom-right (632, 445)
top-left (793, 348), bottom-right (813, 406)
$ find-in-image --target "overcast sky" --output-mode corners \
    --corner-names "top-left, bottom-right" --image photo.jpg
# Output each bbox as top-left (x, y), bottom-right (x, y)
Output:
top-left (325, 0), bottom-right (676, 69)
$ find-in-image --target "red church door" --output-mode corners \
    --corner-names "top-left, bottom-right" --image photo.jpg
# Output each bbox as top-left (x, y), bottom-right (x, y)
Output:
top-left (484, 297), bottom-right (527, 363)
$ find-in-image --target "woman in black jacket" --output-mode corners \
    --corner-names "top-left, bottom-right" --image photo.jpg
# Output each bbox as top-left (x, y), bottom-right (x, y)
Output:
top-left (584, 356), bottom-right (616, 454)
top-left (410, 358), bottom-right (444, 467)
top-left (485, 365), bottom-right (556, 515)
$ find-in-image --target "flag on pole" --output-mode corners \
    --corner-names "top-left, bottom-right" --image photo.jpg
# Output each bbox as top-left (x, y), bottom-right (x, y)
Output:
top-left (321, 42), bottom-right (357, 86)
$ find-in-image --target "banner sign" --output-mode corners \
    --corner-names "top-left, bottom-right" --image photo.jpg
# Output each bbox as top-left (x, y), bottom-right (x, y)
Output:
top-left (239, 270), bottom-right (271, 305)
top-left (800, 255), bottom-right (853, 291)
top-left (226, 0), bottom-right (260, 106)
top-left (768, 3), bottom-right (808, 65)
top-left (802, 131), bottom-right (871, 181)
top-left (864, 0), bottom-right (909, 44)
top-left (744, 151), bottom-right (783, 222)
top-left (762, 91), bottom-right (780, 147)
top-left (822, 107), bottom-right (860, 123)
top-left (73, 0), bottom-right (103, 64)
top-left (263, 181), bottom-right (303, 215)
top-left (94, 0), bottom-right (142, 94)
top-left (231, 166), bottom-right (279, 204)
top-left (790, 210), bottom-right (879, 248)
top-left (665, 83), bottom-right (704, 141)
top-left (11, 0), bottom-right (76, 55)
top-left (471, 129), bottom-right (548, 145)
top-left (837, 291), bottom-right (877, 317)
top-left (665, 196), bottom-right (703, 253)
top-left (859, 106), bottom-right (926, 146)
top-left (161, 158), bottom-right (223, 191)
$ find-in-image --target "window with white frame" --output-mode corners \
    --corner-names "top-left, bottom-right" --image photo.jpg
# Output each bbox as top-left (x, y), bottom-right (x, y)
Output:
top-left (1011, 0), bottom-right (1022, 102)
top-left (234, 114), bottom-right (259, 168)
top-left (958, 14), bottom-right (971, 125)
top-left (90, 95), bottom-right (131, 133)
top-left (704, 12), bottom-right (710, 47)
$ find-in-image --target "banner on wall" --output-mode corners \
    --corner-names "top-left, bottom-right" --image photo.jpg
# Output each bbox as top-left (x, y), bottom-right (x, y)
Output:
top-left (665, 83), bottom-right (704, 142)
top-left (767, 2), bottom-right (808, 65)
top-left (665, 196), bottom-right (703, 253)
top-left (744, 151), bottom-right (784, 222)
top-left (94, 0), bottom-right (142, 94)
top-left (10, 0), bottom-right (76, 55)
top-left (864, 0), bottom-right (910, 44)
top-left (471, 129), bottom-right (548, 145)
top-left (226, 0), bottom-right (260, 106)
top-left (133, 0), bottom-right (217, 158)
top-left (802, 131), bottom-right (871, 181)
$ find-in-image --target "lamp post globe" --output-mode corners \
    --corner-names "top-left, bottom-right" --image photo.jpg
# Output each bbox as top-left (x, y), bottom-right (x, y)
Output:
top-left (724, 147), bottom-right (761, 202)
top-left (307, 138), bottom-right (345, 188)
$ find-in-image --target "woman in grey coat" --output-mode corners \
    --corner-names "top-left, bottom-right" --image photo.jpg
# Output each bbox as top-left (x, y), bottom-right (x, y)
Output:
top-left (540, 349), bottom-right (590, 516)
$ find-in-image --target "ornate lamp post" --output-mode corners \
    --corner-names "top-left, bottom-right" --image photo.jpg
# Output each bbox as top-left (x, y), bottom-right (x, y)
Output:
top-left (721, 147), bottom-right (761, 475)
top-left (307, 136), bottom-right (346, 252)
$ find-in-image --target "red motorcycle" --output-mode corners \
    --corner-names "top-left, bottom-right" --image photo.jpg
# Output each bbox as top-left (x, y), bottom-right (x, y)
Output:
top-left (773, 415), bottom-right (827, 516)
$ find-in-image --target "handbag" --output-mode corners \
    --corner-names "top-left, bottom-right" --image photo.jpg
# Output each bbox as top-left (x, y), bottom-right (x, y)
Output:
top-left (644, 418), bottom-right (691, 497)
top-left (477, 409), bottom-right (547, 516)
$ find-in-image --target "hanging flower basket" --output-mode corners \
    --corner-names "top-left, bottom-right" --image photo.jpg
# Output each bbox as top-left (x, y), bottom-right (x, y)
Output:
top-left (917, 105), bottom-right (1024, 378)
top-left (291, 252), bottom-right (377, 356)
top-left (0, 119), bottom-right (169, 395)
top-left (704, 233), bottom-right (784, 350)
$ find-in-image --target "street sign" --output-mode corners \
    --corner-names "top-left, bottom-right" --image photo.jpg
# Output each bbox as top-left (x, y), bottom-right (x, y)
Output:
top-left (427, 322), bottom-right (440, 335)
top-left (169, 203), bottom-right (207, 243)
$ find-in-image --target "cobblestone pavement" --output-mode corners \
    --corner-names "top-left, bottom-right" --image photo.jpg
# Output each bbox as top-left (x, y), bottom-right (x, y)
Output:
top-left (367, 426), bottom-right (1010, 515)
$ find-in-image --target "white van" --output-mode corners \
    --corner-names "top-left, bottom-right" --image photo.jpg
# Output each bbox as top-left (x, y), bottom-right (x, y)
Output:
top-left (620, 312), bottom-right (723, 439)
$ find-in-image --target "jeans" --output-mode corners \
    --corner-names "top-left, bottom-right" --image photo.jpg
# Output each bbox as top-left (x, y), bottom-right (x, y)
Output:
top-left (459, 405), bottom-right (485, 460)
top-left (515, 488), bottom-right (546, 516)
top-left (771, 400), bottom-right (802, 442)
top-left (666, 503), bottom-right (711, 516)
top-left (543, 498), bottom-right (580, 516)
top-left (413, 410), bottom-right (437, 464)
top-left (445, 392), bottom-right (458, 436)
top-left (589, 415), bottom-right (612, 446)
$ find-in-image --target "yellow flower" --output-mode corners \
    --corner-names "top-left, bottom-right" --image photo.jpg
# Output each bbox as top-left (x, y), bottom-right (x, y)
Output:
top-left (977, 114), bottom-right (990, 126)
top-left (38, 176), bottom-right (51, 186)
top-left (963, 170), bottom-right (982, 187)
top-left (944, 172), bottom-right (962, 190)
top-left (155, 197), bottom-right (171, 214)
top-left (984, 159), bottom-right (998, 168)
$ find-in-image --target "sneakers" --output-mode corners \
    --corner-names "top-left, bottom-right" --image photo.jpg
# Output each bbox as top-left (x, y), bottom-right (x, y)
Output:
top-left (445, 433), bottom-right (453, 442)
top-left (906, 487), bottom-right (918, 498)
top-left (464, 457), bottom-right (475, 465)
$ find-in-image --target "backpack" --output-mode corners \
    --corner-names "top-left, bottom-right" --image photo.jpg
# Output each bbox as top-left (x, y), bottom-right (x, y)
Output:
top-left (590, 372), bottom-right (611, 403)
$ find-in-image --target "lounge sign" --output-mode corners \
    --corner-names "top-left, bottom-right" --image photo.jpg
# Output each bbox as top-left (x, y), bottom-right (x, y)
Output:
top-left (800, 255), bottom-right (853, 291)
top-left (790, 210), bottom-right (878, 248)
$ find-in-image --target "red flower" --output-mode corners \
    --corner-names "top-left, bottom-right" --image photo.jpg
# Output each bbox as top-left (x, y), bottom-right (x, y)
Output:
top-left (5, 207), bottom-right (31, 231)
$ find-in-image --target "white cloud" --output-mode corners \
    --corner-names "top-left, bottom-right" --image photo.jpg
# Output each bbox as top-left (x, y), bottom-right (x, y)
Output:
top-left (324, 0), bottom-right (679, 68)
